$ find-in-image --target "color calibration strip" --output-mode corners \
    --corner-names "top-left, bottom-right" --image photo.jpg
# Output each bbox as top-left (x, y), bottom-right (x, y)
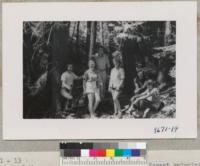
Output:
top-left (60, 142), bottom-right (146, 157)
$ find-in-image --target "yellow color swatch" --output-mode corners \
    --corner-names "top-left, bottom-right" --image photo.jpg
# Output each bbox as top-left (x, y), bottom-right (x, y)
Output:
top-left (106, 149), bottom-right (115, 157)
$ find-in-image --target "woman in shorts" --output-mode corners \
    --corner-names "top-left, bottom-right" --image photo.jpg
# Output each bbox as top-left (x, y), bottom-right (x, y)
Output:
top-left (83, 59), bottom-right (102, 118)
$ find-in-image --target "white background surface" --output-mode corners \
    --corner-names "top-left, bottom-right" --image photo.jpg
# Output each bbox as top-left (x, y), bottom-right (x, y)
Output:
top-left (0, 1), bottom-right (199, 164)
top-left (2, 2), bottom-right (197, 140)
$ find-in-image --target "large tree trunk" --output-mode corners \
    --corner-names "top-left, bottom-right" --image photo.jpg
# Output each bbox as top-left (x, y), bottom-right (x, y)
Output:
top-left (164, 21), bottom-right (171, 46)
top-left (94, 21), bottom-right (97, 48)
top-left (89, 21), bottom-right (96, 58)
top-left (122, 38), bottom-right (137, 97)
top-left (46, 22), bottom-right (70, 117)
top-left (99, 22), bottom-right (104, 45)
top-left (86, 22), bottom-right (91, 56)
top-left (23, 32), bottom-right (33, 84)
top-left (76, 22), bottom-right (80, 45)
top-left (76, 22), bottom-right (80, 56)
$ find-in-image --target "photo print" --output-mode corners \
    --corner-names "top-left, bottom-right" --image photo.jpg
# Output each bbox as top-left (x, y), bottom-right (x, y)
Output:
top-left (23, 21), bottom-right (176, 119)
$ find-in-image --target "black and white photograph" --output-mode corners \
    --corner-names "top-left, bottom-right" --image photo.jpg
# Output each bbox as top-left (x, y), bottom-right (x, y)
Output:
top-left (23, 21), bottom-right (176, 119)
top-left (3, 2), bottom-right (197, 139)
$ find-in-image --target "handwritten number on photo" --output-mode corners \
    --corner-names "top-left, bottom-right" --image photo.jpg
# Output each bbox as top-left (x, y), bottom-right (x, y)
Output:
top-left (154, 126), bottom-right (178, 134)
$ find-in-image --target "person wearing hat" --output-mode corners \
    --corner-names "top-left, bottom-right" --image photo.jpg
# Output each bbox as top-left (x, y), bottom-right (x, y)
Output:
top-left (92, 45), bottom-right (110, 99)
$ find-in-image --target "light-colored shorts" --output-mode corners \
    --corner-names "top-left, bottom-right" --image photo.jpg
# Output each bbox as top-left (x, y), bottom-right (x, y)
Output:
top-left (111, 89), bottom-right (121, 100)
top-left (85, 82), bottom-right (98, 94)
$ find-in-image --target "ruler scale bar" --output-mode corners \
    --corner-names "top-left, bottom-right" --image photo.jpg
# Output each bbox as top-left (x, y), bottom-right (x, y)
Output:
top-left (60, 157), bottom-right (147, 166)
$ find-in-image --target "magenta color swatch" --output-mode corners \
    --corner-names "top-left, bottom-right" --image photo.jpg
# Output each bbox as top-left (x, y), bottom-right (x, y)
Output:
top-left (89, 149), bottom-right (98, 157)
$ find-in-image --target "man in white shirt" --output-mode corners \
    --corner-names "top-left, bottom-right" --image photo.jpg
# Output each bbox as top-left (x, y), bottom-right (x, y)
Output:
top-left (60, 64), bottom-right (81, 110)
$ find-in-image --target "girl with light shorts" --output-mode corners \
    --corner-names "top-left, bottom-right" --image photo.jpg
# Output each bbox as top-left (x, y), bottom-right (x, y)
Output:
top-left (109, 57), bottom-right (125, 117)
top-left (83, 59), bottom-right (102, 118)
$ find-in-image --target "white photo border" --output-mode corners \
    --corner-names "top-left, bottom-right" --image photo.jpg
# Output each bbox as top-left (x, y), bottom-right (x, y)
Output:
top-left (2, 2), bottom-right (197, 140)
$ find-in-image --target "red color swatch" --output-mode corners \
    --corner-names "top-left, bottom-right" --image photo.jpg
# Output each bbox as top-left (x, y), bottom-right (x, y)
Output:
top-left (97, 149), bottom-right (106, 157)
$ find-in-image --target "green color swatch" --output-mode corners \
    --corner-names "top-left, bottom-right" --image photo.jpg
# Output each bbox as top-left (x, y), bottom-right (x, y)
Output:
top-left (115, 149), bottom-right (123, 156)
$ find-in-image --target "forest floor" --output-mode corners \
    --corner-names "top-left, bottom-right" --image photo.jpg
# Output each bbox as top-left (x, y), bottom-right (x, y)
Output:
top-left (56, 85), bottom-right (176, 119)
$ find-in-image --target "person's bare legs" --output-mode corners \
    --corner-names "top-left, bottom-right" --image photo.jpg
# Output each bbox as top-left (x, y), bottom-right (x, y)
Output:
top-left (116, 99), bottom-right (121, 112)
top-left (111, 90), bottom-right (117, 116)
top-left (93, 92), bottom-right (101, 114)
top-left (112, 91), bottom-right (121, 117)
top-left (143, 108), bottom-right (150, 118)
top-left (87, 93), bottom-right (95, 118)
top-left (128, 96), bottom-right (137, 113)
top-left (113, 102), bottom-right (118, 116)
top-left (114, 92), bottom-right (121, 117)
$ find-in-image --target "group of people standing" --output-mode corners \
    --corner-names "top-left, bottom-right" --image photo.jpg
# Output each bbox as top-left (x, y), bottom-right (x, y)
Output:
top-left (60, 45), bottom-right (125, 118)
top-left (83, 53), bottom-right (124, 118)
top-left (60, 45), bottom-right (165, 118)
